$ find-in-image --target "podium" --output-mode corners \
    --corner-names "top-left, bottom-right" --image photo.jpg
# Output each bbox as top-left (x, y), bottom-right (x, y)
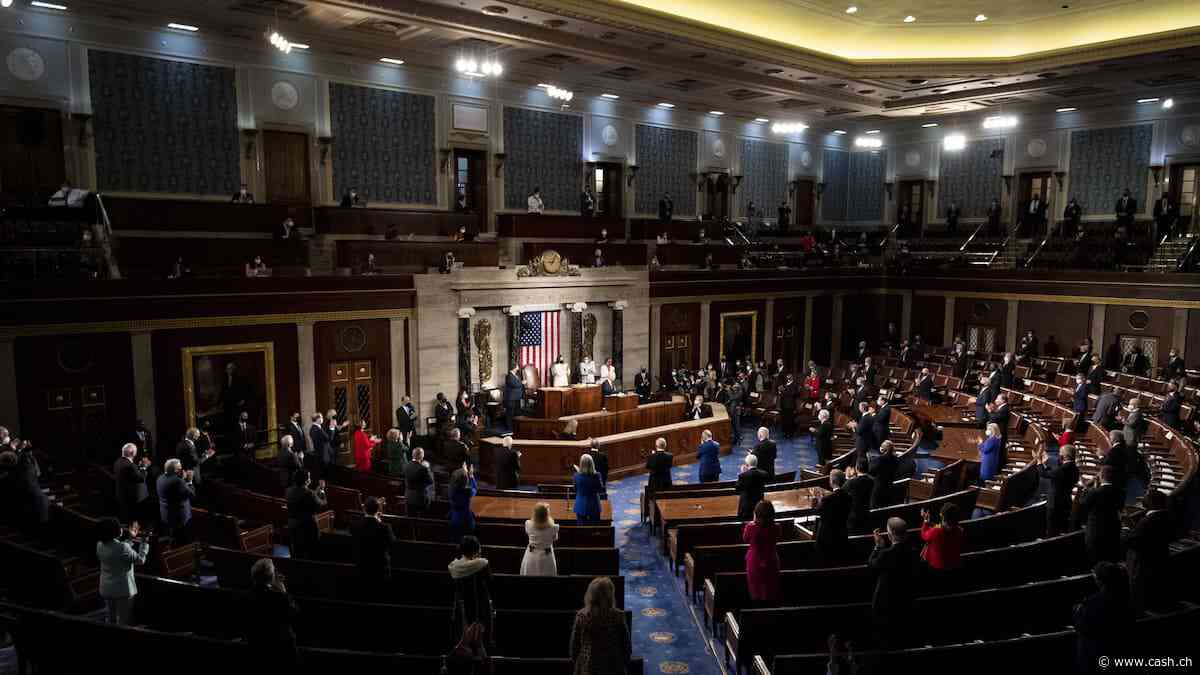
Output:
top-left (534, 385), bottom-right (602, 418)
top-left (603, 393), bottom-right (638, 412)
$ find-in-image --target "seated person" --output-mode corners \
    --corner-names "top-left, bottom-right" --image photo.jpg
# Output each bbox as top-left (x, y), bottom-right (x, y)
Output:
top-left (454, 225), bottom-right (475, 242)
top-left (593, 249), bottom-right (606, 268)
top-left (694, 227), bottom-right (709, 245)
top-left (440, 252), bottom-right (456, 274)
top-left (340, 187), bottom-right (366, 208)
top-left (49, 181), bottom-right (89, 208)
top-left (229, 182), bottom-right (254, 204)
top-left (245, 255), bottom-right (269, 277)
top-left (656, 233), bottom-right (671, 244)
top-left (595, 228), bottom-right (609, 245)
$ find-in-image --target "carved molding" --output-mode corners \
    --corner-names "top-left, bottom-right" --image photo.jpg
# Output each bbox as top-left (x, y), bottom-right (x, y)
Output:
top-left (473, 318), bottom-right (493, 385)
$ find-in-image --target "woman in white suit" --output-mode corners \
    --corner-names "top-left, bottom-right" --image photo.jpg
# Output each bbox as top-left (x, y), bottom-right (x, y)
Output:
top-left (551, 356), bottom-right (571, 388)
top-left (96, 517), bottom-right (149, 624)
top-left (520, 503), bottom-right (559, 576)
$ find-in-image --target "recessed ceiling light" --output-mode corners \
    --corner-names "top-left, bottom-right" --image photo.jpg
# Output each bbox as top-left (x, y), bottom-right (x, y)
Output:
top-left (832, 129), bottom-right (847, 135)
top-left (709, 110), bottom-right (725, 116)
top-left (30, 1), bottom-right (68, 9)
top-left (167, 22), bottom-right (199, 32)
top-left (865, 129), bottom-right (881, 134)
top-left (1162, 98), bottom-right (1175, 109)
top-left (974, 14), bottom-right (988, 21)
top-left (379, 57), bottom-right (405, 65)
top-left (0, 0), bottom-right (12, 7)
top-left (903, 15), bottom-right (916, 22)
top-left (845, 5), bottom-right (858, 13)
top-left (921, 122), bottom-right (939, 128)
top-left (855, 136), bottom-right (883, 148)
top-left (657, 102), bottom-right (675, 109)
top-left (754, 118), bottom-right (770, 123)
top-left (600, 93), bottom-right (620, 99)
top-left (290, 43), bottom-right (310, 50)
top-left (1056, 107), bottom-right (1077, 113)
top-left (1137, 97), bottom-right (1160, 104)
top-left (772, 122), bottom-right (808, 134)
top-left (982, 115), bottom-right (1018, 129)
top-left (943, 133), bottom-right (966, 151)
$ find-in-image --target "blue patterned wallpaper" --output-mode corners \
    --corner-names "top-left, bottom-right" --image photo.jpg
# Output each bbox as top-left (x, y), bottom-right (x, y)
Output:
top-left (821, 149), bottom-right (848, 221)
top-left (937, 138), bottom-right (1004, 217)
top-left (89, 51), bottom-right (239, 195)
top-left (330, 83), bottom-right (436, 205)
top-left (635, 124), bottom-right (698, 215)
top-left (503, 107), bottom-right (582, 210)
top-left (847, 151), bottom-right (886, 221)
top-left (739, 138), bottom-right (788, 217)
top-left (1069, 124), bottom-right (1153, 215)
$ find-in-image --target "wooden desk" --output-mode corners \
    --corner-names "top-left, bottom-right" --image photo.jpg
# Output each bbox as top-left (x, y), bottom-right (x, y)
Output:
top-left (535, 385), bottom-right (602, 418)
top-left (470, 495), bottom-right (612, 523)
top-left (604, 394), bottom-right (638, 412)
top-left (481, 403), bottom-right (732, 486)
top-left (655, 487), bottom-right (829, 530)
top-left (909, 402), bottom-right (983, 465)
top-left (514, 400), bottom-right (684, 440)
top-left (910, 402), bottom-right (974, 426)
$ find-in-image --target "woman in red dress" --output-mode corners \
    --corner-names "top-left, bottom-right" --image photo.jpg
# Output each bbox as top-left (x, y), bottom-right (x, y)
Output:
top-left (804, 367), bottom-right (821, 400)
top-left (352, 422), bottom-right (375, 472)
top-left (742, 500), bottom-right (781, 606)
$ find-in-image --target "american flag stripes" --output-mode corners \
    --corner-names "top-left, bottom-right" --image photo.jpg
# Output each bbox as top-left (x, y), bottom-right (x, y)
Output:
top-left (518, 311), bottom-right (560, 381)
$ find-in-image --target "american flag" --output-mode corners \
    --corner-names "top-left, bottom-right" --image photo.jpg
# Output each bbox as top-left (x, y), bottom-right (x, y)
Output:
top-left (519, 311), bottom-right (559, 381)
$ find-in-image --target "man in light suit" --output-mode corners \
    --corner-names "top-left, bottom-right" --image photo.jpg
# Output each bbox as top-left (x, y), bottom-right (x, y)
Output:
top-left (279, 434), bottom-right (304, 491)
top-left (96, 517), bottom-right (149, 625)
top-left (1115, 188), bottom-right (1137, 229)
top-left (503, 366), bottom-right (524, 430)
top-left (114, 443), bottom-right (150, 524)
top-left (810, 408), bottom-right (835, 465)
top-left (1122, 398), bottom-right (1146, 449)
top-left (309, 413), bottom-right (334, 476)
top-left (1165, 348), bottom-right (1186, 381)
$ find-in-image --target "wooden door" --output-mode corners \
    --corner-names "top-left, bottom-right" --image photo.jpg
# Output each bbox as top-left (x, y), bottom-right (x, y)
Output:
top-left (707, 174), bottom-right (730, 220)
top-left (454, 149), bottom-right (488, 232)
top-left (0, 106), bottom-right (65, 205)
top-left (262, 130), bottom-right (311, 204)
top-left (592, 163), bottom-right (623, 221)
top-left (329, 360), bottom-right (377, 431)
top-left (897, 179), bottom-right (924, 236)
top-left (1169, 164), bottom-right (1200, 235)
top-left (663, 333), bottom-right (693, 381)
top-left (773, 310), bottom-right (803, 375)
top-left (965, 324), bottom-right (998, 354)
top-left (1018, 171), bottom-right (1052, 237)
top-left (794, 179), bottom-right (815, 228)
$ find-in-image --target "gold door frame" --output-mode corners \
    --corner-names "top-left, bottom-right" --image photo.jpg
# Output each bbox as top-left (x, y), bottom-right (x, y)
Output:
top-left (181, 341), bottom-right (277, 458)
top-left (718, 310), bottom-right (758, 363)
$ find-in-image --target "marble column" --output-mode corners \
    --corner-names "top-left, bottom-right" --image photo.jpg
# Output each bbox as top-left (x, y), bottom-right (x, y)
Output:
top-left (943, 297), bottom-right (956, 347)
top-left (1172, 309), bottom-right (1189, 359)
top-left (458, 308), bottom-right (475, 394)
top-left (1006, 300), bottom-right (1020, 352)
top-left (0, 337), bottom-right (20, 435)
top-left (699, 301), bottom-right (712, 367)
top-left (1090, 304), bottom-right (1106, 354)
top-left (130, 331), bottom-right (158, 443)
top-left (297, 321), bottom-right (317, 418)
top-left (650, 303), bottom-right (662, 383)
top-left (506, 308), bottom-right (521, 371)
top-left (803, 296), bottom-right (814, 366)
top-left (763, 299), bottom-right (775, 366)
top-left (831, 294), bottom-right (844, 365)
top-left (389, 318), bottom-right (407, 416)
top-left (611, 301), bottom-right (627, 387)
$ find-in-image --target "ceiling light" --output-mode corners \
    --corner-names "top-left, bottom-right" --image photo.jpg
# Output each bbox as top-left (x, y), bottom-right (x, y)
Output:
top-left (1162, 98), bottom-right (1175, 109)
top-left (974, 14), bottom-right (988, 21)
top-left (167, 23), bottom-right (199, 32)
top-left (754, 118), bottom-right (769, 123)
top-left (290, 43), bottom-right (310, 50)
top-left (865, 129), bottom-right (881, 134)
top-left (921, 122), bottom-right (939, 128)
top-left (546, 85), bottom-right (574, 102)
top-left (657, 102), bottom-right (675, 109)
top-left (855, 136), bottom-right (883, 148)
top-left (0, 0), bottom-right (11, 7)
top-left (1056, 107), bottom-right (1077, 113)
top-left (31, 1), bottom-right (68, 8)
top-left (268, 31), bottom-right (294, 54)
top-left (380, 57), bottom-right (405, 65)
top-left (772, 122), bottom-right (808, 134)
top-left (709, 111), bottom-right (725, 116)
top-left (903, 15), bottom-right (916, 22)
top-left (1136, 97), bottom-right (1160, 104)
top-left (601, 93), bottom-right (620, 99)
top-left (452, 58), bottom-right (502, 78)
top-left (982, 115), bottom-right (1018, 129)
top-left (845, 5), bottom-right (858, 13)
top-left (832, 129), bottom-right (847, 135)
top-left (536, 83), bottom-right (550, 88)
top-left (943, 133), bottom-right (966, 151)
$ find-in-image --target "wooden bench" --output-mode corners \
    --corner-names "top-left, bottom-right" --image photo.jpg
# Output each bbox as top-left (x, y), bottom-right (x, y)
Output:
top-left (343, 511), bottom-right (616, 548)
top-left (207, 480), bottom-right (335, 543)
top-left (190, 506), bottom-right (273, 554)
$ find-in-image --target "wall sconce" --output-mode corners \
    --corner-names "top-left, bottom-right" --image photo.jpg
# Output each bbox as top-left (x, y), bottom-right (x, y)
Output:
top-left (1001, 174), bottom-right (1013, 193)
top-left (1053, 170), bottom-right (1066, 190)
top-left (241, 129), bottom-right (258, 160)
top-left (924, 179), bottom-right (936, 198)
top-left (493, 152), bottom-right (507, 177)
top-left (884, 181), bottom-right (894, 201)
top-left (626, 164), bottom-right (639, 187)
top-left (439, 148), bottom-right (453, 175)
top-left (731, 175), bottom-right (744, 194)
top-left (317, 136), bottom-right (333, 164)
top-left (1150, 165), bottom-right (1164, 186)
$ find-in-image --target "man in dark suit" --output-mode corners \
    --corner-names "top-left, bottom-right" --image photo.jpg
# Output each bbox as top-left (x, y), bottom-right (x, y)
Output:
top-left (684, 395), bottom-right (711, 421)
top-left (844, 462), bottom-right (876, 535)
top-left (868, 440), bottom-right (901, 510)
top-left (353, 497), bottom-right (397, 585)
top-left (897, 341), bottom-right (914, 367)
top-left (986, 394), bottom-right (1012, 466)
top-left (114, 443), bottom-right (150, 524)
top-left (1086, 356), bottom-right (1105, 394)
top-left (914, 368), bottom-right (935, 402)
top-left (309, 413), bottom-right (334, 476)
top-left (945, 201), bottom-right (960, 235)
top-left (1165, 348), bottom-right (1186, 381)
top-left (658, 192), bottom-right (674, 225)
top-left (862, 357), bottom-right (878, 387)
top-left (871, 396), bottom-right (892, 446)
top-left (751, 427), bottom-right (777, 477)
top-left (1154, 195), bottom-right (1177, 239)
top-left (156, 458), bottom-right (195, 543)
top-left (503, 366), bottom-right (524, 430)
top-left (1072, 374), bottom-right (1090, 427)
top-left (1114, 188), bottom-right (1137, 229)
top-left (220, 362), bottom-right (254, 437)
top-left (1021, 193), bottom-right (1047, 237)
top-left (645, 438), bottom-right (674, 493)
top-left (777, 375), bottom-right (799, 438)
top-left (999, 352), bottom-right (1017, 389)
top-left (868, 517), bottom-right (921, 647)
top-left (286, 413), bottom-right (308, 456)
top-left (128, 420), bottom-right (154, 461)
top-left (1073, 562), bottom-right (1134, 672)
top-left (1122, 346), bottom-right (1149, 376)
top-left (1076, 340), bottom-right (1094, 375)
top-left (1102, 430), bottom-right (1132, 496)
top-left (588, 438), bottom-right (610, 488)
top-left (494, 437), bottom-right (522, 490)
top-left (851, 377), bottom-right (873, 412)
top-left (1063, 197), bottom-right (1083, 236)
top-left (975, 377), bottom-right (995, 429)
top-left (176, 428), bottom-right (214, 488)
top-left (815, 469), bottom-right (852, 562)
top-left (403, 447), bottom-right (434, 516)
top-left (1037, 444), bottom-right (1081, 536)
top-left (853, 402), bottom-right (877, 462)
top-left (1122, 399), bottom-right (1147, 449)
top-left (809, 408), bottom-right (835, 465)
top-left (986, 197), bottom-right (1002, 236)
top-left (735, 454), bottom-right (768, 521)
top-left (231, 183), bottom-right (255, 204)
top-left (634, 367), bottom-right (652, 403)
top-left (1123, 490), bottom-right (1173, 613)
top-left (395, 396), bottom-right (417, 445)
top-left (1161, 383), bottom-right (1183, 430)
top-left (1073, 465), bottom-right (1123, 564)
top-left (236, 411), bottom-right (257, 457)
top-left (1092, 391), bottom-right (1120, 429)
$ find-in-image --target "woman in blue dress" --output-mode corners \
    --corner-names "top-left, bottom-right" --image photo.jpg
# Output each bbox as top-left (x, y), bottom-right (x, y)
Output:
top-left (448, 464), bottom-right (478, 543)
top-left (573, 454), bottom-right (603, 524)
top-left (978, 422), bottom-right (1003, 484)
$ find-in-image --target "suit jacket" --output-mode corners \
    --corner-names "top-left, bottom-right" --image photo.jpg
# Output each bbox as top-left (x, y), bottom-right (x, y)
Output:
top-left (156, 472), bottom-right (194, 528)
top-left (868, 538), bottom-right (920, 620)
top-left (1073, 383), bottom-right (1090, 414)
top-left (287, 422), bottom-right (309, 455)
top-left (735, 468), bottom-right (768, 520)
top-left (645, 452), bottom-right (674, 492)
top-left (814, 488), bottom-right (852, 556)
top-left (1073, 482), bottom-right (1123, 561)
top-left (309, 424), bottom-right (334, 466)
top-left (999, 361), bottom-right (1017, 389)
top-left (96, 538), bottom-right (150, 599)
top-left (1123, 509), bottom-right (1173, 574)
top-left (975, 388), bottom-right (994, 423)
top-left (868, 453), bottom-right (901, 509)
top-left (1022, 199), bottom-right (1048, 224)
top-left (635, 372), bottom-right (651, 399)
top-left (871, 405), bottom-right (892, 443)
top-left (504, 372), bottom-right (525, 403)
top-left (915, 375), bottom-right (934, 401)
top-left (1123, 409), bottom-right (1146, 447)
top-left (176, 439), bottom-right (200, 471)
top-left (898, 348), bottom-right (914, 366)
top-left (1166, 356), bottom-right (1187, 380)
top-left (1123, 352), bottom-right (1148, 375)
top-left (395, 404), bottom-right (417, 432)
top-left (987, 404), bottom-right (1011, 439)
top-left (845, 474), bottom-right (875, 534)
top-left (353, 517), bottom-right (398, 579)
top-left (592, 451), bottom-right (610, 486)
top-left (1040, 460), bottom-right (1080, 524)
top-left (114, 457), bottom-right (149, 513)
top-left (684, 404), bottom-right (711, 422)
top-left (495, 446), bottom-right (521, 490)
top-left (945, 206), bottom-right (960, 227)
top-left (1114, 196), bottom-right (1137, 223)
top-left (752, 440), bottom-right (777, 477)
top-left (1153, 199), bottom-right (1175, 224)
top-left (1086, 365), bottom-right (1104, 395)
top-left (237, 422), bottom-right (257, 453)
top-left (1103, 442), bottom-right (1131, 488)
top-left (403, 462), bottom-right (434, 508)
top-left (697, 439), bottom-right (721, 478)
top-left (855, 413), bottom-right (877, 456)
top-left (1092, 393), bottom-right (1120, 427)
top-left (658, 198), bottom-right (673, 223)
top-left (281, 450), bottom-right (303, 489)
top-left (814, 421), bottom-right (834, 464)
top-left (601, 379), bottom-right (616, 397)
top-left (1162, 392), bottom-right (1183, 429)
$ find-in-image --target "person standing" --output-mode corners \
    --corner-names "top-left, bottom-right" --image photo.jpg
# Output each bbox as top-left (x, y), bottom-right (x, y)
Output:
top-left (527, 187), bottom-right (545, 214)
top-left (697, 430), bottom-right (721, 483)
top-left (1154, 194), bottom-right (1177, 239)
top-left (814, 469), bottom-right (851, 563)
top-left (96, 517), bottom-right (149, 625)
top-left (978, 422), bottom-right (1004, 484)
top-left (309, 413), bottom-right (333, 477)
top-left (114, 443), bottom-right (150, 524)
top-left (868, 517), bottom-right (920, 648)
top-left (844, 462), bottom-right (876, 535)
top-left (395, 396), bottom-right (417, 446)
top-left (246, 558), bottom-right (300, 668)
top-left (986, 197), bottom-right (1002, 237)
top-left (645, 438), bottom-right (674, 494)
top-left (735, 454), bottom-right (768, 521)
top-left (521, 502), bottom-right (559, 576)
top-left (777, 200), bottom-right (791, 234)
top-left (569, 577), bottom-right (631, 675)
top-left (404, 447), bottom-right (434, 517)
top-left (494, 436), bottom-right (522, 490)
top-left (580, 186), bottom-right (595, 219)
top-left (1114, 188), bottom-right (1137, 229)
top-left (503, 365), bottom-right (525, 430)
top-left (945, 201), bottom-right (960, 235)
top-left (448, 465), bottom-right (479, 544)
top-left (285, 469), bottom-right (327, 560)
top-left (743, 501), bottom-right (782, 607)
top-left (572, 454), bottom-right (603, 524)
top-left (1037, 445), bottom-right (1081, 536)
top-left (1123, 490), bottom-right (1173, 614)
top-left (1064, 197), bottom-right (1083, 236)
top-left (1073, 562), bottom-right (1133, 673)
top-left (1073, 466), bottom-right (1123, 564)
top-left (658, 192), bottom-right (674, 227)
top-left (449, 536), bottom-right (494, 646)
top-left (156, 459), bottom-right (194, 543)
top-left (751, 427), bottom-right (777, 477)
top-left (919, 503), bottom-right (964, 573)
top-left (352, 422), bottom-right (375, 473)
top-left (868, 440), bottom-right (901, 510)
top-left (353, 496), bottom-right (397, 586)
top-left (551, 356), bottom-right (571, 387)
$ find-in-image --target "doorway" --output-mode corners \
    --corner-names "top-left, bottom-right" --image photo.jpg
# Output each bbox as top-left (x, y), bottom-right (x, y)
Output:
top-left (706, 174), bottom-right (730, 220)
top-left (794, 179), bottom-right (815, 229)
top-left (453, 148), bottom-right (488, 233)
top-left (661, 333), bottom-right (693, 386)
top-left (0, 106), bottom-right (65, 205)
top-left (262, 130), bottom-right (311, 204)
top-left (897, 179), bottom-right (924, 237)
top-left (590, 162), bottom-right (623, 221)
top-left (1017, 171), bottom-right (1053, 238)
top-left (329, 360), bottom-right (377, 431)
top-left (1168, 163), bottom-right (1200, 236)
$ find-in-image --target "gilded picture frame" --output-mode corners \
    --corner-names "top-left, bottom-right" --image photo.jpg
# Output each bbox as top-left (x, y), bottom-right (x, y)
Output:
top-left (719, 311), bottom-right (758, 363)
top-left (182, 342), bottom-right (277, 459)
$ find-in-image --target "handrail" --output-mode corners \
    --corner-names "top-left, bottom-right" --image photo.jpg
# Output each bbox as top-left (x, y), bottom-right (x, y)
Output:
top-left (1177, 236), bottom-right (1200, 273)
top-left (1023, 232), bottom-right (1051, 269)
top-left (958, 221), bottom-right (986, 253)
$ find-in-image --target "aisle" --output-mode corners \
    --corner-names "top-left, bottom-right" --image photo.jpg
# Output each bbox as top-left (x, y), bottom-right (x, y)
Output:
top-left (605, 435), bottom-right (816, 675)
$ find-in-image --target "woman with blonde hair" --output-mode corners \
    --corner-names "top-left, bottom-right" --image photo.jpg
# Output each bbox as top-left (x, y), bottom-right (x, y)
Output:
top-left (978, 422), bottom-right (1003, 483)
top-left (573, 454), bottom-right (603, 524)
top-left (520, 502), bottom-right (560, 576)
top-left (569, 577), bottom-right (631, 675)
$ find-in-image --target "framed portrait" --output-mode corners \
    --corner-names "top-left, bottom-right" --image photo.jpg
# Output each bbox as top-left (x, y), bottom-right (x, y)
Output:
top-left (182, 342), bottom-right (277, 459)
top-left (719, 311), bottom-right (758, 363)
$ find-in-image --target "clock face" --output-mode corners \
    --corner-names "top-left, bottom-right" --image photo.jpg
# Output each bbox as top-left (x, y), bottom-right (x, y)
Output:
top-left (601, 124), bottom-right (619, 147)
top-left (542, 250), bottom-right (562, 274)
top-left (7, 48), bottom-right (46, 82)
top-left (270, 81), bottom-right (300, 111)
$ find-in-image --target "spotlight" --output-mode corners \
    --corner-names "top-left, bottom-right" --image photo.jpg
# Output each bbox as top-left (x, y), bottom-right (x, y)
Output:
top-left (982, 115), bottom-right (1018, 129)
top-left (1162, 98), bottom-right (1174, 109)
top-left (943, 134), bottom-right (966, 151)
top-left (771, 122), bottom-right (808, 134)
top-left (855, 136), bottom-right (883, 148)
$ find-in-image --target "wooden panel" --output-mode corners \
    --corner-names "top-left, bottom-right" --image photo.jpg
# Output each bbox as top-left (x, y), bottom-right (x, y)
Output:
top-left (262, 130), bottom-right (311, 205)
top-left (521, 242), bottom-right (646, 267)
top-left (659, 302), bottom-right (700, 386)
top-left (655, 244), bottom-right (743, 267)
top-left (910, 293), bottom-right (946, 347)
top-left (498, 214), bottom-right (625, 239)
top-left (1016, 301), bottom-right (1092, 356)
top-left (116, 236), bottom-right (309, 279)
top-left (1103, 306), bottom-right (1172, 369)
top-left (1188, 310), bottom-right (1200, 368)
top-left (314, 207), bottom-right (474, 236)
top-left (841, 293), bottom-right (902, 354)
top-left (0, 106), bottom-right (65, 204)
top-left (810, 295), bottom-right (833, 367)
top-left (629, 219), bottom-right (703, 241)
top-left (314, 319), bottom-right (393, 433)
top-left (795, 179), bottom-right (815, 228)
top-left (104, 197), bottom-right (313, 232)
top-left (335, 240), bottom-right (498, 271)
top-left (515, 400), bottom-right (685, 440)
top-left (953, 297), bottom-right (1008, 346)
top-left (773, 297), bottom-right (806, 373)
